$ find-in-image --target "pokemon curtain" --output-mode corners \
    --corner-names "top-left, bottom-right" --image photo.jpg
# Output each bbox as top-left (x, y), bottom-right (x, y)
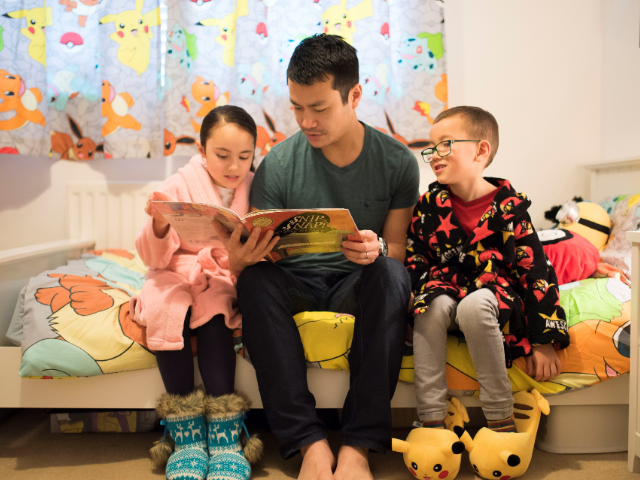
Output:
top-left (0, 0), bottom-right (447, 161)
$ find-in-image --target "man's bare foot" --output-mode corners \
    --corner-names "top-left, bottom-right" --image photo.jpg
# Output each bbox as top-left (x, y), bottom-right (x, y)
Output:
top-left (334, 445), bottom-right (373, 480)
top-left (298, 439), bottom-right (336, 480)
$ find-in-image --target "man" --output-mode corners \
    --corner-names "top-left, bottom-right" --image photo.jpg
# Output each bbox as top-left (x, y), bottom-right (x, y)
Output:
top-left (215, 34), bottom-right (419, 480)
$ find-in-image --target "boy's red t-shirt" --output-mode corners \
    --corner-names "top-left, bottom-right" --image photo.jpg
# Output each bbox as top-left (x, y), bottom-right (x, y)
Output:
top-left (449, 187), bottom-right (499, 235)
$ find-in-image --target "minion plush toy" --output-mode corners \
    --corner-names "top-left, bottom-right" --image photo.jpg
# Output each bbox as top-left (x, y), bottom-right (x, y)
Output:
top-left (545, 196), bottom-right (611, 251)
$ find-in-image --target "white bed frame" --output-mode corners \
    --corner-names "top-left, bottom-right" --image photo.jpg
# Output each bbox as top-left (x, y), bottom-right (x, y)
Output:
top-left (1, 162), bottom-right (639, 457)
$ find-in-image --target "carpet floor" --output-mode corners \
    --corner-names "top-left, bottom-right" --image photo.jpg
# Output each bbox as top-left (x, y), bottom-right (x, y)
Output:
top-left (0, 409), bottom-right (636, 480)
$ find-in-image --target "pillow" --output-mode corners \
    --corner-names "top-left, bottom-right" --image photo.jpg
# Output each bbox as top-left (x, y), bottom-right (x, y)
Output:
top-left (537, 229), bottom-right (600, 285)
top-left (294, 311), bottom-right (355, 370)
top-left (19, 254), bottom-right (156, 378)
top-left (600, 194), bottom-right (628, 219)
top-left (600, 194), bottom-right (640, 279)
top-left (6, 285), bottom-right (27, 346)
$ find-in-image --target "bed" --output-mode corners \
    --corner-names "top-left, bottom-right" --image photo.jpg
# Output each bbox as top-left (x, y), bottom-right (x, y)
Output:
top-left (2, 160), bottom-right (640, 458)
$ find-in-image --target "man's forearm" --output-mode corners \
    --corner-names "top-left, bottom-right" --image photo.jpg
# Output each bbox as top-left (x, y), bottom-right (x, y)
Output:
top-left (387, 242), bottom-right (406, 263)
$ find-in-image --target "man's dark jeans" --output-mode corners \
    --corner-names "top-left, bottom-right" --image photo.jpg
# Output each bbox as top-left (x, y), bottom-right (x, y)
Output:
top-left (237, 257), bottom-right (411, 459)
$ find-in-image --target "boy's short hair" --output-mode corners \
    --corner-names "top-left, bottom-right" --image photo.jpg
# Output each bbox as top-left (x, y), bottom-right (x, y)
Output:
top-left (287, 34), bottom-right (359, 104)
top-left (434, 106), bottom-right (500, 166)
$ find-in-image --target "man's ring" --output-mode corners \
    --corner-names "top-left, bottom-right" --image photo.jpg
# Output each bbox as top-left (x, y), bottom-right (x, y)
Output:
top-left (365, 251), bottom-right (369, 259)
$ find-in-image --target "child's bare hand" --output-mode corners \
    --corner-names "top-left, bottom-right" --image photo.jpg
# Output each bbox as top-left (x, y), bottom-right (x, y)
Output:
top-left (145, 191), bottom-right (174, 217)
top-left (212, 222), bottom-right (280, 276)
top-left (526, 344), bottom-right (562, 382)
top-left (146, 191), bottom-right (174, 238)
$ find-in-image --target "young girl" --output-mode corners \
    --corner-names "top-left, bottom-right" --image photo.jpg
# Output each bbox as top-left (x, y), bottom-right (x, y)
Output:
top-left (131, 106), bottom-right (277, 480)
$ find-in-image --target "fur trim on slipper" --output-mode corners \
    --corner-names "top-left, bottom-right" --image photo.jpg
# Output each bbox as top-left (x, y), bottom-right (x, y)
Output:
top-left (156, 389), bottom-right (205, 418)
top-left (203, 391), bottom-right (252, 417)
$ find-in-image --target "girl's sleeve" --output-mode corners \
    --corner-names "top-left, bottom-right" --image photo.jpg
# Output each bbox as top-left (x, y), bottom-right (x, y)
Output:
top-left (136, 182), bottom-right (183, 269)
top-left (135, 216), bottom-right (181, 269)
top-left (514, 213), bottom-right (570, 349)
top-left (405, 196), bottom-right (433, 292)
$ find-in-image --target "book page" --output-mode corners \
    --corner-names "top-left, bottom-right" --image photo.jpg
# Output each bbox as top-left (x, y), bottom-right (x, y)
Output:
top-left (153, 202), bottom-right (250, 248)
top-left (244, 209), bottom-right (363, 262)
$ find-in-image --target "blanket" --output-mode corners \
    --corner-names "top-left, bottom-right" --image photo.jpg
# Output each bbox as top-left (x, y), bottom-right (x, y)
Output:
top-left (18, 251), bottom-right (630, 398)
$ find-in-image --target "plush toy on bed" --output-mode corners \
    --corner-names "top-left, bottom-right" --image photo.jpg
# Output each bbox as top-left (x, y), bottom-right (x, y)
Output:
top-left (544, 197), bottom-right (611, 251)
top-left (537, 228), bottom-right (600, 285)
top-left (538, 197), bottom-right (613, 285)
top-left (461, 390), bottom-right (549, 480)
top-left (392, 425), bottom-right (470, 480)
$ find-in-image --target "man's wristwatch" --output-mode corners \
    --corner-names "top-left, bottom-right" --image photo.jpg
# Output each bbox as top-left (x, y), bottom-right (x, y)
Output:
top-left (378, 237), bottom-right (388, 257)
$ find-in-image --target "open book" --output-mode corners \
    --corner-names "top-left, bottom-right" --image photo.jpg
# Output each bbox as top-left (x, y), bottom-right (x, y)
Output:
top-left (153, 202), bottom-right (363, 262)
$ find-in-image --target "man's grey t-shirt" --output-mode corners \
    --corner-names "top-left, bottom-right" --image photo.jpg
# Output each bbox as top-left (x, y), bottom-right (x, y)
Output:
top-left (250, 122), bottom-right (420, 274)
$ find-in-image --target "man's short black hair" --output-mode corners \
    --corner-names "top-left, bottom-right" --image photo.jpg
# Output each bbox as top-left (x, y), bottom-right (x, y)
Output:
top-left (287, 34), bottom-right (359, 104)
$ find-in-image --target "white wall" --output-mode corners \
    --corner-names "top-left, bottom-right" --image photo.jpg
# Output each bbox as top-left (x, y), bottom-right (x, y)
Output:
top-left (1, 0), bottom-right (636, 250)
top-left (438, 0), bottom-right (603, 229)
top-left (0, 156), bottom-right (190, 251)
top-left (601, 0), bottom-right (640, 162)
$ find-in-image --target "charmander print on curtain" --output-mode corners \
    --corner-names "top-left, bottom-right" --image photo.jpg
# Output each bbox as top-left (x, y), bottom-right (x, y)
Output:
top-left (0, 0), bottom-right (447, 160)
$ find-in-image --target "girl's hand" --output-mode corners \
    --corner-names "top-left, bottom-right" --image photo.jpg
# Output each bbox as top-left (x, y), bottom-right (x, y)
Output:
top-left (146, 191), bottom-right (175, 238)
top-left (526, 344), bottom-right (563, 382)
top-left (212, 222), bottom-right (280, 276)
top-left (341, 230), bottom-right (380, 265)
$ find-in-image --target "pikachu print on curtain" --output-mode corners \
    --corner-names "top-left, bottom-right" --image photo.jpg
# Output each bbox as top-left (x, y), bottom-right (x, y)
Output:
top-left (0, 0), bottom-right (162, 159)
top-left (0, 0), bottom-right (446, 160)
top-left (163, 0), bottom-right (447, 160)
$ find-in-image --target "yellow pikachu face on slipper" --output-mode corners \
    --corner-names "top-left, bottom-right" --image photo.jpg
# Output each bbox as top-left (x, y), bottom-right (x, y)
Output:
top-left (392, 427), bottom-right (466, 480)
top-left (468, 429), bottom-right (530, 480)
top-left (466, 390), bottom-right (550, 480)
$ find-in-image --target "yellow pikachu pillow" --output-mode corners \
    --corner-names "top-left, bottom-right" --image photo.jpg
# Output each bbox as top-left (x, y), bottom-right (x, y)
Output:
top-left (294, 312), bottom-right (355, 370)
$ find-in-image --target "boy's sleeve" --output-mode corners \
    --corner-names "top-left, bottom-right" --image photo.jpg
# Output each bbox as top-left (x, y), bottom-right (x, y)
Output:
top-left (390, 151), bottom-right (420, 210)
top-left (514, 213), bottom-right (570, 349)
top-left (405, 195), bottom-right (433, 291)
top-left (250, 151), bottom-right (286, 210)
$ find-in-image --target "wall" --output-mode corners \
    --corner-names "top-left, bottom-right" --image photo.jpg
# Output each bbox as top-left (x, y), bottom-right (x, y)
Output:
top-left (601, 0), bottom-right (640, 161)
top-left (437, 0), bottom-right (603, 228)
top-left (0, 155), bottom-right (190, 250)
top-left (0, 0), bottom-right (634, 250)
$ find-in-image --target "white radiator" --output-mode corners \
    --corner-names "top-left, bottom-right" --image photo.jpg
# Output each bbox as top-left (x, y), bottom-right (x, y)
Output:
top-left (67, 182), bottom-right (162, 250)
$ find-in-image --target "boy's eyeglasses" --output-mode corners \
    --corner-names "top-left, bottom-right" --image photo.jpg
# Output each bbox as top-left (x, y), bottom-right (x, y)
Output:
top-left (421, 140), bottom-right (482, 163)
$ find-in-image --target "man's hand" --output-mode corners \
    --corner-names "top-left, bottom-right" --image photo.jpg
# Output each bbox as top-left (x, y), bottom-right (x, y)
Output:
top-left (526, 343), bottom-right (562, 382)
top-left (341, 230), bottom-right (380, 265)
top-left (212, 222), bottom-right (280, 277)
top-left (146, 191), bottom-right (174, 238)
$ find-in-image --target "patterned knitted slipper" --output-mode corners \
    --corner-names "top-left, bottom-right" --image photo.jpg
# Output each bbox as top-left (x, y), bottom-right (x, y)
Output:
top-left (204, 391), bottom-right (263, 480)
top-left (151, 389), bottom-right (209, 480)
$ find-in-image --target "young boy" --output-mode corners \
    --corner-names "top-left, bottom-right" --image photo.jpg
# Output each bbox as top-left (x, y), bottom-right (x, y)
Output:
top-left (406, 106), bottom-right (569, 432)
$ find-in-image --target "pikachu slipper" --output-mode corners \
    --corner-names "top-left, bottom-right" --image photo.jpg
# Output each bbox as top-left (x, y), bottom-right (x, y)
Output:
top-left (393, 426), bottom-right (471, 480)
top-left (462, 389), bottom-right (550, 480)
top-left (392, 398), bottom-right (471, 480)
top-left (445, 398), bottom-right (470, 431)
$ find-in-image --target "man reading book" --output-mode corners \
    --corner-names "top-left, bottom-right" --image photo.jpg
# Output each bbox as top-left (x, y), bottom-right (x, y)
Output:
top-left (212, 34), bottom-right (419, 480)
